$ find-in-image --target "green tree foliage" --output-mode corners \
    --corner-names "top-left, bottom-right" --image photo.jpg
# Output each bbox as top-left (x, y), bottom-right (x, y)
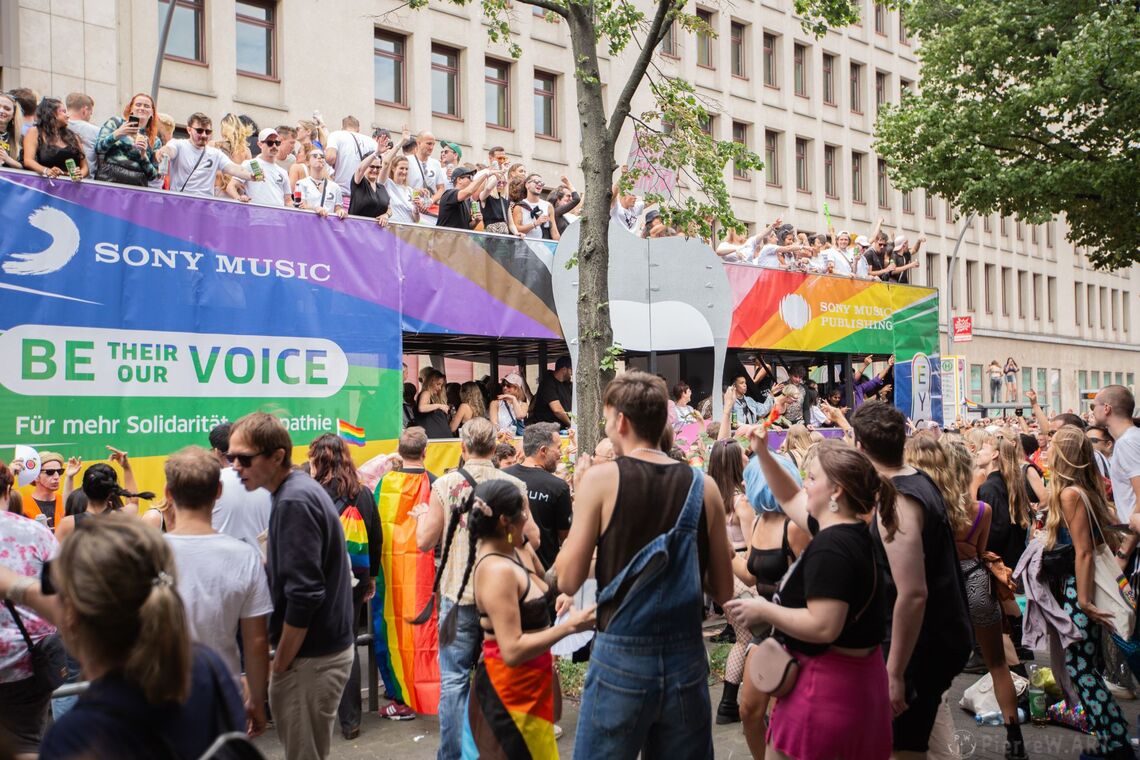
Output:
top-left (874, 0), bottom-right (1140, 270)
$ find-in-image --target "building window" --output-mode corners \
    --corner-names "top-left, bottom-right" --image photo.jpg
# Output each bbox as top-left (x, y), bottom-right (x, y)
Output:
top-left (983, 215), bottom-right (991, 233)
top-left (1000, 216), bottom-right (1008, 236)
top-left (763, 33), bottom-right (778, 87)
top-left (945, 200), bottom-right (954, 222)
top-left (235, 1), bottom-right (275, 77)
top-left (850, 63), bottom-right (863, 113)
top-left (823, 144), bottom-right (837, 197)
top-left (1001, 267), bottom-right (1011, 316)
top-left (874, 3), bottom-right (887, 35)
top-left (485, 59), bottom-right (511, 128)
top-left (1087, 284), bottom-right (1096, 327)
top-left (925, 252), bottom-right (939, 288)
top-left (795, 138), bottom-right (810, 192)
top-left (822, 53), bottom-right (836, 104)
top-left (431, 45), bottom-right (461, 117)
top-left (965, 261), bottom-right (977, 312)
top-left (900, 78), bottom-right (913, 98)
top-left (1047, 276), bottom-right (1056, 322)
top-left (875, 72), bottom-right (889, 112)
top-left (902, 190), bottom-right (913, 214)
top-left (793, 44), bottom-right (807, 96)
top-left (660, 21), bottom-right (678, 56)
top-left (1016, 219), bottom-right (1024, 240)
top-left (1017, 270), bottom-right (1027, 318)
top-left (732, 121), bottom-right (750, 179)
top-left (764, 130), bottom-right (780, 185)
top-left (852, 151), bottom-right (864, 203)
top-left (697, 9), bottom-right (714, 68)
top-left (373, 30), bottom-right (406, 105)
top-left (534, 71), bottom-right (556, 137)
top-left (1031, 225), bottom-right (1038, 245)
top-left (158, 0), bottom-right (206, 63)
top-left (876, 158), bottom-right (889, 208)
top-left (1075, 282), bottom-right (1083, 326)
top-left (899, 9), bottom-right (909, 43)
top-left (984, 264), bottom-right (995, 313)
top-left (970, 364), bottom-right (983, 401)
top-left (1112, 289), bottom-right (1120, 330)
top-left (924, 195), bottom-right (935, 218)
top-left (731, 22), bottom-right (746, 77)
top-left (1032, 273), bottom-right (1041, 320)
top-left (1046, 222), bottom-right (1054, 248)
top-left (698, 114), bottom-right (714, 135)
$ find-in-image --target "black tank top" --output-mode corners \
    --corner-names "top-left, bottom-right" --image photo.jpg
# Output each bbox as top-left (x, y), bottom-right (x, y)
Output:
top-left (475, 552), bottom-right (553, 633)
top-left (873, 469), bottom-right (971, 672)
top-left (747, 517), bottom-right (794, 596)
top-left (595, 457), bottom-right (708, 630)
top-left (37, 142), bottom-right (83, 171)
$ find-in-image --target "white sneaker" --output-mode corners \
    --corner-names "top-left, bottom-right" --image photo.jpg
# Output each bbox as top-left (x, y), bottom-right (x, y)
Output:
top-left (553, 725), bottom-right (564, 741)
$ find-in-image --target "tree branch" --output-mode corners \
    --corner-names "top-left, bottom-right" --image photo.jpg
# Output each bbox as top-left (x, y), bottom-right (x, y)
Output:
top-left (607, 0), bottom-right (675, 147)
top-left (515, 0), bottom-right (568, 20)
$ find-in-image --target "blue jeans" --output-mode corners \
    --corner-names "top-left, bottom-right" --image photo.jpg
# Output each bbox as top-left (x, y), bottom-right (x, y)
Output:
top-left (437, 597), bottom-right (482, 760)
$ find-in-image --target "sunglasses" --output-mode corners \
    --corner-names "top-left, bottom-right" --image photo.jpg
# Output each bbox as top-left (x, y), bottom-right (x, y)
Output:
top-left (192, 127), bottom-right (213, 135)
top-left (1088, 437), bottom-right (1108, 444)
top-left (264, 139), bottom-right (281, 146)
top-left (226, 450), bottom-right (272, 468)
top-left (41, 468), bottom-right (64, 477)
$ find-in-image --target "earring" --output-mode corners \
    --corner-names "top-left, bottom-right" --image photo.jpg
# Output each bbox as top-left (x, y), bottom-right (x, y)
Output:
top-left (507, 530), bottom-right (514, 543)
top-left (828, 496), bottom-right (839, 513)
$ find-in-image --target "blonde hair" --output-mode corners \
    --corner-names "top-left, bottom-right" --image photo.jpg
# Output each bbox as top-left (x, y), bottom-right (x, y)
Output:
top-left (54, 515), bottom-right (191, 704)
top-left (420, 368), bottom-right (446, 405)
top-left (996, 437), bottom-right (1030, 529)
top-left (780, 424), bottom-right (812, 466)
top-left (216, 113), bottom-right (252, 161)
top-left (905, 436), bottom-right (969, 536)
top-left (459, 381), bottom-right (486, 419)
top-left (1045, 426), bottom-right (1116, 550)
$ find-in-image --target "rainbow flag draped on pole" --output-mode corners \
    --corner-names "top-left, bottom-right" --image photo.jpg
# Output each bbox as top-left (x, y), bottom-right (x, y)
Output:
top-left (372, 469), bottom-right (440, 713)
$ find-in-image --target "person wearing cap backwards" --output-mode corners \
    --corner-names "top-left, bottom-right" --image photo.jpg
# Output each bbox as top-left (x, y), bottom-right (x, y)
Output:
top-left (439, 141), bottom-right (462, 189)
top-left (226, 128), bottom-right (290, 206)
top-left (435, 165), bottom-right (493, 230)
top-left (529, 357), bottom-right (573, 429)
top-left (491, 373), bottom-right (531, 435)
top-left (16, 452), bottom-right (66, 530)
top-left (890, 234), bottom-right (924, 285)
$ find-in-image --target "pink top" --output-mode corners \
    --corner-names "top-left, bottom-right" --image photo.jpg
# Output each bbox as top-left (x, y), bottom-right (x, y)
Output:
top-left (0, 511), bottom-right (58, 683)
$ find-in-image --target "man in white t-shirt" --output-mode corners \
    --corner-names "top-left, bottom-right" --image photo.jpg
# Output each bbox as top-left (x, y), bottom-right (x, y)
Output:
top-left (227, 128), bottom-right (290, 207)
top-left (155, 112), bottom-right (252, 198)
top-left (610, 165), bottom-right (645, 233)
top-left (162, 446), bottom-right (273, 737)
top-left (325, 116), bottom-right (378, 190)
top-left (207, 423), bottom-right (272, 548)
top-left (1094, 386), bottom-right (1140, 527)
top-left (406, 131), bottom-right (445, 221)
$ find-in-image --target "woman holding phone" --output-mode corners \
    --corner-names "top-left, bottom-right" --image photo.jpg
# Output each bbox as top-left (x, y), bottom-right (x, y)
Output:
top-left (94, 93), bottom-right (161, 186)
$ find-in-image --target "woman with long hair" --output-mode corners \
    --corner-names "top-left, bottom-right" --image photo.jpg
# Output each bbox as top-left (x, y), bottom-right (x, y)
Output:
top-left (296, 148), bottom-right (347, 219)
top-left (449, 381), bottom-right (488, 434)
top-left (414, 369), bottom-right (452, 439)
top-left (56, 464), bottom-right (154, 541)
top-left (22, 98), bottom-right (87, 179)
top-left (974, 432), bottom-right (1032, 571)
top-left (906, 437), bottom-right (1026, 759)
top-left (307, 433), bottom-right (382, 740)
top-left (379, 152), bottom-right (421, 224)
top-left (93, 93), bottom-right (161, 186)
top-left (779, 424), bottom-right (813, 472)
top-left (490, 374), bottom-right (529, 435)
top-left (0, 515), bottom-right (245, 760)
top-left (0, 92), bottom-right (21, 168)
top-left (1041, 427), bottom-right (1133, 759)
top-left (1003, 357), bottom-right (1020, 402)
top-left (453, 479), bottom-right (594, 758)
top-left (725, 435), bottom-right (894, 760)
top-left (707, 439), bottom-right (755, 727)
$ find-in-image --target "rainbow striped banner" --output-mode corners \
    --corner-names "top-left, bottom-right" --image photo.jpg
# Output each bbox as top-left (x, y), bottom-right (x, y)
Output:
top-left (372, 469), bottom-right (440, 713)
top-left (338, 419), bottom-right (366, 447)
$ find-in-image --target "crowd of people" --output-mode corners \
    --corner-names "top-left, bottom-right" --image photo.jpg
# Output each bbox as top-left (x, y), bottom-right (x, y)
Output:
top-left (2, 355), bottom-right (1138, 760)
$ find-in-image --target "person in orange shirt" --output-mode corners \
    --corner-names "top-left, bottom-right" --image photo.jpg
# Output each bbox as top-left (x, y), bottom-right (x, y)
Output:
top-left (16, 452), bottom-right (66, 530)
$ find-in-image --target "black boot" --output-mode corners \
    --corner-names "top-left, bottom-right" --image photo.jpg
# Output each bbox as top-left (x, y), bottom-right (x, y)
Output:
top-left (1004, 721), bottom-right (1027, 760)
top-left (716, 681), bottom-right (741, 725)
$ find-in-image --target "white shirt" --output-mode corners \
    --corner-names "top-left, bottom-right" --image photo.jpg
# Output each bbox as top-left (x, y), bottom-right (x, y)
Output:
top-left (828, 247), bottom-right (854, 276)
top-left (327, 130), bottom-right (377, 189)
top-left (239, 158), bottom-right (290, 207)
top-left (518, 199), bottom-right (555, 239)
top-left (296, 176), bottom-right (344, 213)
top-left (1111, 427), bottom-right (1140, 523)
top-left (167, 140), bottom-right (232, 198)
top-left (611, 200), bottom-right (645, 232)
top-left (755, 244), bottom-right (783, 268)
top-left (211, 467), bottom-right (272, 549)
top-left (68, 119), bottom-right (99, 169)
top-left (385, 179), bottom-right (418, 224)
top-left (165, 533), bottom-right (273, 680)
top-left (407, 155), bottom-right (445, 195)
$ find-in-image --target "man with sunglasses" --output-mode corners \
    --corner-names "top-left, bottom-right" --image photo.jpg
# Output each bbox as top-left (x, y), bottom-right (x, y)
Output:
top-left (156, 112), bottom-right (253, 198)
top-left (227, 128), bottom-right (291, 207)
top-left (15, 452), bottom-right (66, 530)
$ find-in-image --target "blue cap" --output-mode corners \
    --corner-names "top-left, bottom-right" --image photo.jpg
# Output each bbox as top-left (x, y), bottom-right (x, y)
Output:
top-left (743, 451), bottom-right (802, 514)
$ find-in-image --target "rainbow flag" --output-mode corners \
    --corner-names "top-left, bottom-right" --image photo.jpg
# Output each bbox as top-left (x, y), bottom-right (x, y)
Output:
top-left (339, 505), bottom-right (370, 575)
top-left (372, 469), bottom-right (440, 713)
top-left (338, 419), bottom-right (366, 447)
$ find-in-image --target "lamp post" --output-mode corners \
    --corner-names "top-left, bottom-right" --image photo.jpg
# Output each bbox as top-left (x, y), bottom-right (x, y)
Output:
top-left (150, 1), bottom-right (178, 102)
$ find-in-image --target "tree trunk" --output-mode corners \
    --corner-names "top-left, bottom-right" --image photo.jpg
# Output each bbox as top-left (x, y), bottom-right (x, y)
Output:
top-left (567, 5), bottom-right (616, 456)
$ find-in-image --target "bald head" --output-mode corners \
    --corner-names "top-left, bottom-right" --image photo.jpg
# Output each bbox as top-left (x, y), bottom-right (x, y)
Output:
top-left (1096, 385), bottom-right (1136, 422)
top-left (415, 131), bottom-right (436, 159)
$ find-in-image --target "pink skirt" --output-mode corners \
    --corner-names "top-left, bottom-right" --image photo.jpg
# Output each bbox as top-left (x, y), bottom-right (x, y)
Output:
top-left (767, 646), bottom-right (892, 760)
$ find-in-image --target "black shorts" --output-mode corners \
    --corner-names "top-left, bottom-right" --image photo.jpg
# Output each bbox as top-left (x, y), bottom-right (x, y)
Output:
top-left (0, 674), bottom-right (52, 754)
top-left (892, 661), bottom-right (957, 752)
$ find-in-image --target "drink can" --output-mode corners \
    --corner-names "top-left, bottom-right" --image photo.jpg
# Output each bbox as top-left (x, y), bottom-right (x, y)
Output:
top-left (250, 159), bottom-right (263, 181)
top-left (64, 158), bottom-right (79, 180)
top-left (470, 200), bottom-right (480, 215)
top-left (293, 190), bottom-right (302, 208)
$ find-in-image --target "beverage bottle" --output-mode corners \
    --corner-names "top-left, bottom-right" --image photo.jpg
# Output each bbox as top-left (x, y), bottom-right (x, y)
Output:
top-left (293, 190), bottom-right (302, 208)
top-left (1027, 663), bottom-right (1048, 726)
top-left (249, 159), bottom-right (264, 181)
top-left (64, 158), bottom-right (79, 180)
top-left (974, 711), bottom-right (1003, 726)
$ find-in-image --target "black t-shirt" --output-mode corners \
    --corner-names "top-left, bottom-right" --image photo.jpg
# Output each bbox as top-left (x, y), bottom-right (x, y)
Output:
top-left (349, 175), bottom-right (390, 218)
top-left (435, 188), bottom-right (472, 230)
top-left (980, 470), bottom-right (1027, 569)
top-left (503, 463), bottom-right (572, 569)
top-left (33, 497), bottom-right (56, 528)
top-left (890, 251), bottom-right (912, 284)
top-left (865, 248), bottom-right (889, 280)
top-left (481, 195), bottom-right (510, 226)
top-left (776, 522), bottom-right (885, 655)
top-left (528, 374), bottom-right (572, 428)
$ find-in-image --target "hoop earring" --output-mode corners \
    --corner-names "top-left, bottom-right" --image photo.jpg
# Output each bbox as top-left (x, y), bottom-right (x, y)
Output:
top-left (828, 496), bottom-right (840, 513)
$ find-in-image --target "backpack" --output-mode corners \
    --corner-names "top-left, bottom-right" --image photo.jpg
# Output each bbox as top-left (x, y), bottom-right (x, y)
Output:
top-left (336, 492), bottom-right (370, 577)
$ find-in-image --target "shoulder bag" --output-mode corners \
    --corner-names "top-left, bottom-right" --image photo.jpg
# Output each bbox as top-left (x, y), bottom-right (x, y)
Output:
top-left (1072, 488), bottom-right (1135, 636)
top-left (748, 548), bottom-right (877, 698)
top-left (4, 599), bottom-right (67, 694)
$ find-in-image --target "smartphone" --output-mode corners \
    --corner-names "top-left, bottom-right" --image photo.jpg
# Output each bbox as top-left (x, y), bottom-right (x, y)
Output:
top-left (127, 116), bottom-right (140, 127)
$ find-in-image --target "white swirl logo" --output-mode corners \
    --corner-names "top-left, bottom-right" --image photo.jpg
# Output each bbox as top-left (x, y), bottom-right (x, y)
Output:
top-left (778, 293), bottom-right (811, 330)
top-left (3, 206), bottom-right (81, 275)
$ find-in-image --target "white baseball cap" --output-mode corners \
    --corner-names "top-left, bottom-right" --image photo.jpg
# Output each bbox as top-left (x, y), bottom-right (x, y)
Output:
top-left (257, 127), bottom-right (279, 142)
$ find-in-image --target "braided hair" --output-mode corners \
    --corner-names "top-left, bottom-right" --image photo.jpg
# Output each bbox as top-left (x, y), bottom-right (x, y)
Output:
top-left (82, 463), bottom-right (155, 510)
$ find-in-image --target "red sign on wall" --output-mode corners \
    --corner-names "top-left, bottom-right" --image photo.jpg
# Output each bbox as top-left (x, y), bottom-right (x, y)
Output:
top-left (952, 315), bottom-right (973, 343)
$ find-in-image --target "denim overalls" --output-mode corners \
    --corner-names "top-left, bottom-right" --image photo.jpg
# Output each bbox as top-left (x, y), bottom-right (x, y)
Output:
top-left (572, 468), bottom-right (713, 760)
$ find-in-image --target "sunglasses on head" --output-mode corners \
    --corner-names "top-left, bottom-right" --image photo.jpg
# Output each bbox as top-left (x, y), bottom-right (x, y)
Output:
top-left (226, 450), bottom-right (272, 467)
